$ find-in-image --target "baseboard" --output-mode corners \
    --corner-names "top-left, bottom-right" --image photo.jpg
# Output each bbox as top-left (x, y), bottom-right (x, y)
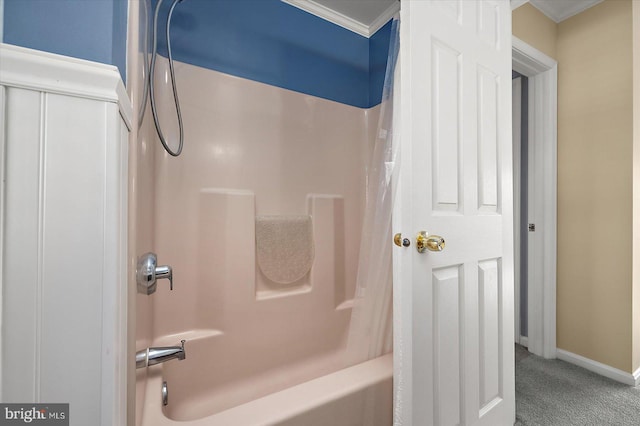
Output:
top-left (519, 336), bottom-right (528, 347)
top-left (556, 349), bottom-right (637, 386)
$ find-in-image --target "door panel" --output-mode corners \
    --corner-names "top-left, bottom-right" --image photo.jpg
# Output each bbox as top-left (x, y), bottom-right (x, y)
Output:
top-left (477, 66), bottom-right (500, 212)
top-left (433, 265), bottom-right (463, 426)
top-left (432, 39), bottom-right (462, 212)
top-left (477, 1), bottom-right (500, 48)
top-left (478, 258), bottom-right (502, 410)
top-left (396, 1), bottom-right (514, 425)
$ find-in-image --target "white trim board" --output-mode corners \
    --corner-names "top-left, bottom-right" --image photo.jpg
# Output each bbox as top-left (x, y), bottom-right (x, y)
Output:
top-left (512, 36), bottom-right (557, 360)
top-left (513, 37), bottom-right (556, 74)
top-left (0, 86), bottom-right (5, 401)
top-left (0, 43), bottom-right (132, 129)
top-left (281, 0), bottom-right (399, 38)
top-left (557, 349), bottom-right (640, 387)
top-left (512, 76), bottom-right (522, 346)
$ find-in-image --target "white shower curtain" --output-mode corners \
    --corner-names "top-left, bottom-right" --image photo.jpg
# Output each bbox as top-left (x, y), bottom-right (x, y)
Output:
top-left (346, 15), bottom-right (400, 366)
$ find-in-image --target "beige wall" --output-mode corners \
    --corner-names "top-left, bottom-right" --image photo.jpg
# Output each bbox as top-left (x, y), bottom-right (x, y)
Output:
top-left (633, 0), bottom-right (640, 373)
top-left (512, 2), bottom-right (557, 59)
top-left (556, 0), bottom-right (634, 372)
top-left (513, 0), bottom-right (637, 373)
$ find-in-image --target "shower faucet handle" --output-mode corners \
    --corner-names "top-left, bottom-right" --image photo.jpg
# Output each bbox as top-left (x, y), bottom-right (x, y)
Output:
top-left (154, 265), bottom-right (173, 290)
top-left (137, 252), bottom-right (174, 295)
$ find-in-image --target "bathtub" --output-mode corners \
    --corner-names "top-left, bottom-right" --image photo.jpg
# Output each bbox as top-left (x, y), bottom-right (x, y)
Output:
top-left (140, 353), bottom-right (392, 425)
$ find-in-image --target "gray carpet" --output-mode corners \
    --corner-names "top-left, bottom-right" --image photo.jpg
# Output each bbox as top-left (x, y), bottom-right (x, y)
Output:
top-left (515, 346), bottom-right (640, 425)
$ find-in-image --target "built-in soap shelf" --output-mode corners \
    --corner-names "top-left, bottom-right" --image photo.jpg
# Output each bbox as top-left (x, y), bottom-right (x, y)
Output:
top-left (336, 299), bottom-right (354, 311)
top-left (256, 284), bottom-right (312, 301)
top-left (152, 329), bottom-right (223, 347)
top-left (255, 194), bottom-right (346, 302)
top-left (198, 188), bottom-right (350, 307)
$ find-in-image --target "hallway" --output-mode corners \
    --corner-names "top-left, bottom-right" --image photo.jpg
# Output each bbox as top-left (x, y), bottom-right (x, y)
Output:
top-left (515, 345), bottom-right (640, 425)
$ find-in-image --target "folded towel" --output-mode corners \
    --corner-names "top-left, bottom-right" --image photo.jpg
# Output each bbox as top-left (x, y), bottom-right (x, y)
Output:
top-left (255, 215), bottom-right (314, 284)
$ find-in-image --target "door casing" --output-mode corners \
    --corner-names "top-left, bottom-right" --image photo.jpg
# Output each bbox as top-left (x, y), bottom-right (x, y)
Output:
top-left (512, 36), bottom-right (557, 359)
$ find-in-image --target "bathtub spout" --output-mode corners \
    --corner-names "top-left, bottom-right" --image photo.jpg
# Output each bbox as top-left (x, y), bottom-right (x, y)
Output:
top-left (136, 340), bottom-right (186, 369)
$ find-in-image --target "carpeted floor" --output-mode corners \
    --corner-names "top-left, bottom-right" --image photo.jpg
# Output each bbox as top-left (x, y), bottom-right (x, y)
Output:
top-left (515, 345), bottom-right (640, 425)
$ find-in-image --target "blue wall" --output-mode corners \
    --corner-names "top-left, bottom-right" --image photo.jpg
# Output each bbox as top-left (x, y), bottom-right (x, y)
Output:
top-left (369, 20), bottom-right (393, 106)
top-left (154, 0), bottom-right (392, 108)
top-left (2, 0), bottom-right (392, 107)
top-left (3, 0), bottom-right (128, 83)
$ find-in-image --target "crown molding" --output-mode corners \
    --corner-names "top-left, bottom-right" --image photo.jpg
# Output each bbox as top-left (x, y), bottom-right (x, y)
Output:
top-left (369, 1), bottom-right (400, 36)
top-left (511, 0), bottom-right (529, 10)
top-left (530, 0), bottom-right (604, 23)
top-left (282, 0), bottom-right (398, 38)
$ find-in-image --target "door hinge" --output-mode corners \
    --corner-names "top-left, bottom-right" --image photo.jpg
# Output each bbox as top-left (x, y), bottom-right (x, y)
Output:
top-left (528, 223), bottom-right (536, 232)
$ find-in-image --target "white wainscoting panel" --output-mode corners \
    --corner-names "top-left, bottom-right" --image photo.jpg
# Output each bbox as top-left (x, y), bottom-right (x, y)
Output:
top-left (0, 44), bottom-right (130, 426)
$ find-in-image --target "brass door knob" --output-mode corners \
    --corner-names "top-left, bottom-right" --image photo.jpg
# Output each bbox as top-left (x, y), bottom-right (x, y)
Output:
top-left (416, 231), bottom-right (445, 253)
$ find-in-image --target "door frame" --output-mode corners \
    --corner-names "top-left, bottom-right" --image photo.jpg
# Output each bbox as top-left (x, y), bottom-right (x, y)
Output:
top-left (512, 36), bottom-right (557, 359)
top-left (512, 75), bottom-right (522, 347)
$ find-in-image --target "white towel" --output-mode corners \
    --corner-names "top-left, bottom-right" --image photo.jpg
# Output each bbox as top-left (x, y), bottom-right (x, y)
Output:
top-left (255, 215), bottom-right (314, 284)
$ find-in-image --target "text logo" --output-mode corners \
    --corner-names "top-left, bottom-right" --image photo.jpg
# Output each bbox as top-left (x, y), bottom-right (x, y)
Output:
top-left (0, 404), bottom-right (68, 425)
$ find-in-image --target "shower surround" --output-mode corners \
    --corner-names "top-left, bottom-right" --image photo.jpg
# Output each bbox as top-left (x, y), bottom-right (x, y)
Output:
top-left (138, 58), bottom-right (391, 424)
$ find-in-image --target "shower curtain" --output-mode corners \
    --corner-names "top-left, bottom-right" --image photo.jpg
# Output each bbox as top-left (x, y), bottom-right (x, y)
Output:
top-left (346, 15), bottom-right (400, 366)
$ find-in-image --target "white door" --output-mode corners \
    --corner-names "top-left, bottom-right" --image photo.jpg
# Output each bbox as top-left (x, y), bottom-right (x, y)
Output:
top-left (394, 1), bottom-right (514, 425)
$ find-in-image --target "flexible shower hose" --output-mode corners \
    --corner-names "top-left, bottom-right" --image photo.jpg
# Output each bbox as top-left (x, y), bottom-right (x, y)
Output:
top-left (138, 0), bottom-right (150, 129)
top-left (150, 0), bottom-right (184, 157)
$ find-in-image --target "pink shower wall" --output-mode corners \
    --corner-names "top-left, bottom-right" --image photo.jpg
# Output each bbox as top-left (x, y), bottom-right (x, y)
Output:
top-left (148, 59), bottom-right (378, 418)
